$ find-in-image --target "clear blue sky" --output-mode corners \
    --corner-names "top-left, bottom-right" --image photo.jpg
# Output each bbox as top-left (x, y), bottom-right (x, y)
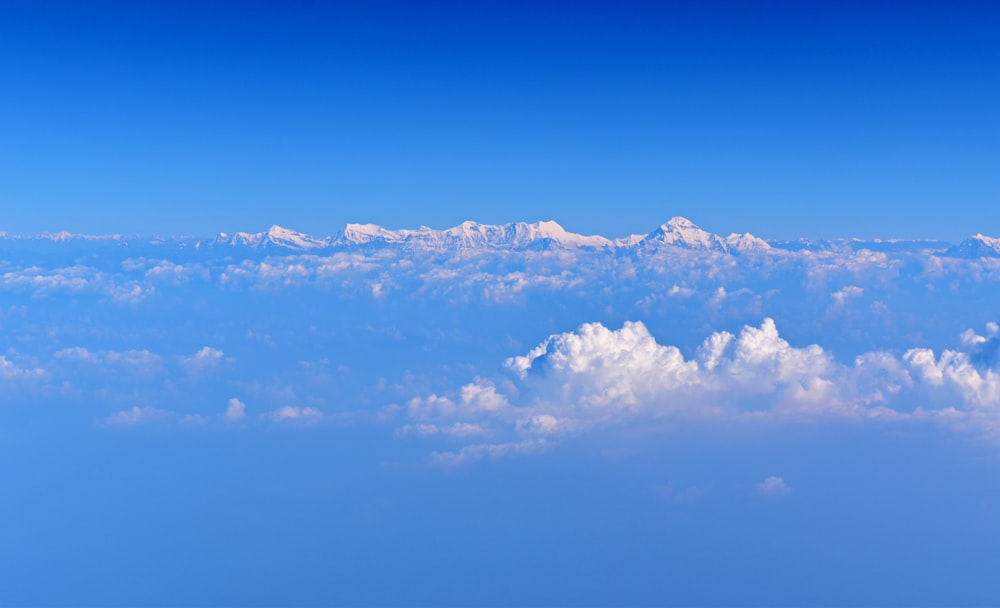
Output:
top-left (1, 0), bottom-right (998, 240)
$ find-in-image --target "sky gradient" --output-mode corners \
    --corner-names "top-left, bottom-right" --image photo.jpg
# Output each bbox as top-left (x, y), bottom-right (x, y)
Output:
top-left (7, 4), bottom-right (1000, 606)
top-left (1, 0), bottom-right (998, 240)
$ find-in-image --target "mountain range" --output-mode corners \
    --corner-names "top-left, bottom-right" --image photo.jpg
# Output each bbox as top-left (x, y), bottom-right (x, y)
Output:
top-left (0, 217), bottom-right (996, 258)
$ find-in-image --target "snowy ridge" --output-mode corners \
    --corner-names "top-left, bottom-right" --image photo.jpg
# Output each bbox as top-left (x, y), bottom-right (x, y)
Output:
top-left (942, 234), bottom-right (1000, 259)
top-left (0, 231), bottom-right (125, 242)
top-left (0, 218), bottom-right (990, 256)
top-left (212, 225), bottom-right (332, 250)
top-left (339, 216), bottom-right (767, 254)
top-left (725, 232), bottom-right (772, 253)
top-left (623, 217), bottom-right (770, 254)
top-left (339, 220), bottom-right (612, 250)
top-left (637, 217), bottom-right (731, 251)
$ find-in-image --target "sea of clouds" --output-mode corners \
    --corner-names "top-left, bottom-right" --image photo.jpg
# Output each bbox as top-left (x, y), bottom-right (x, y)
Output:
top-left (1, 221), bottom-right (999, 466)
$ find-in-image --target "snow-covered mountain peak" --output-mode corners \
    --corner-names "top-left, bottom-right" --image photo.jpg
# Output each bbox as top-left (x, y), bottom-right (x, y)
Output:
top-left (641, 217), bottom-right (729, 251)
top-left (443, 221), bottom-right (490, 239)
top-left (210, 225), bottom-right (330, 250)
top-left (663, 216), bottom-right (697, 230)
top-left (342, 223), bottom-right (398, 245)
top-left (265, 225), bottom-right (330, 250)
top-left (725, 232), bottom-right (772, 252)
top-left (942, 233), bottom-right (1000, 258)
top-left (339, 220), bottom-right (613, 250)
top-left (520, 220), bottom-right (611, 248)
top-left (973, 233), bottom-right (1000, 246)
top-left (534, 219), bottom-right (566, 235)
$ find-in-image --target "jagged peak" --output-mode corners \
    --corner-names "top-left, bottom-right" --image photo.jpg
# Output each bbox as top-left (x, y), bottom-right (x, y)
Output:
top-left (971, 233), bottom-right (1000, 245)
top-left (640, 216), bottom-right (727, 251)
top-left (725, 231), bottom-right (772, 251)
top-left (267, 224), bottom-right (296, 236)
top-left (534, 219), bottom-right (566, 232)
top-left (939, 233), bottom-right (1000, 259)
top-left (661, 216), bottom-right (698, 230)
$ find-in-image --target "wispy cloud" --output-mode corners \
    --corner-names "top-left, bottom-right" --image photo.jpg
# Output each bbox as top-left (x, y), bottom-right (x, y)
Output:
top-left (755, 476), bottom-right (792, 496)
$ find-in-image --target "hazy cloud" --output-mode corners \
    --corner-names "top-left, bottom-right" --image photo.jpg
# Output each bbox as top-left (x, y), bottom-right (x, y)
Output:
top-left (755, 476), bottom-right (792, 496)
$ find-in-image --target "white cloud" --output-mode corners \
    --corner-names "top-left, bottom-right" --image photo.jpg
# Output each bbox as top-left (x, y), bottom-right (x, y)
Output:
top-left (960, 322), bottom-right (999, 348)
top-left (505, 320), bottom-right (699, 410)
top-left (397, 422), bottom-right (488, 438)
top-left (262, 405), bottom-right (323, 424)
top-left (224, 397), bottom-right (246, 422)
top-left (831, 285), bottom-right (864, 305)
top-left (903, 347), bottom-right (1000, 408)
top-left (516, 414), bottom-right (562, 435)
top-left (55, 347), bottom-right (163, 376)
top-left (429, 439), bottom-right (548, 467)
top-left (460, 378), bottom-right (509, 411)
top-left (0, 355), bottom-right (46, 380)
top-left (179, 347), bottom-right (225, 375)
top-left (407, 318), bottom-right (1000, 463)
top-left (103, 406), bottom-right (171, 427)
top-left (503, 318), bottom-right (851, 417)
top-left (407, 394), bottom-right (457, 420)
top-left (141, 260), bottom-right (209, 285)
top-left (755, 476), bottom-right (791, 496)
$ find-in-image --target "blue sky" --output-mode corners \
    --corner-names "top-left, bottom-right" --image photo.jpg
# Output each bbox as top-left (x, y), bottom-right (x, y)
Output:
top-left (1, 0), bottom-right (998, 240)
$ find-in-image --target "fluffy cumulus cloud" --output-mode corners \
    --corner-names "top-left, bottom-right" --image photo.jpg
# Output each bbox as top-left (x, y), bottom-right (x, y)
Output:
top-left (401, 319), bottom-right (1000, 464)
top-left (507, 321), bottom-right (699, 410)
top-left (505, 318), bottom-right (853, 419)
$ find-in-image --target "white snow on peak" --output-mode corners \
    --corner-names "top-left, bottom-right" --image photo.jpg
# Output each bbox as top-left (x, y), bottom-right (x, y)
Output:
top-left (972, 233), bottom-right (1000, 249)
top-left (215, 230), bottom-right (264, 247)
top-left (664, 216), bottom-right (697, 230)
top-left (725, 232), bottom-right (772, 252)
top-left (530, 220), bottom-right (612, 248)
top-left (343, 223), bottom-right (391, 243)
top-left (266, 225), bottom-right (330, 250)
top-left (638, 216), bottom-right (730, 251)
top-left (39, 231), bottom-right (123, 242)
top-left (943, 233), bottom-right (1000, 258)
top-left (212, 226), bottom-right (331, 250)
top-left (207, 217), bottom-right (784, 254)
top-left (339, 220), bottom-right (611, 250)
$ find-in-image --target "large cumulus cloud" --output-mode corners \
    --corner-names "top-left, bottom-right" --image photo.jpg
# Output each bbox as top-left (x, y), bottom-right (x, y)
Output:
top-left (407, 319), bottom-right (1000, 464)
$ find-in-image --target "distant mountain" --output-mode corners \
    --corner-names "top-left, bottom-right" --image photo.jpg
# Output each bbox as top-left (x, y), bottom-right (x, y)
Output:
top-left (336, 217), bottom-right (775, 254)
top-left (622, 217), bottom-right (770, 254)
top-left (209, 225), bottom-right (332, 251)
top-left (0, 219), bottom-right (976, 258)
top-left (338, 220), bottom-right (612, 250)
top-left (725, 232), bottom-right (773, 253)
top-left (632, 217), bottom-right (730, 252)
top-left (941, 234), bottom-right (1000, 258)
top-left (769, 238), bottom-right (948, 254)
